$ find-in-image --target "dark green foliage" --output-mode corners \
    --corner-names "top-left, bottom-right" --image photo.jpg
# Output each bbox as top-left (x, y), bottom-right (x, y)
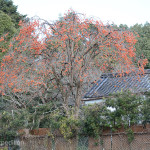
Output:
top-left (80, 103), bottom-right (109, 137)
top-left (130, 23), bottom-right (150, 68)
top-left (59, 113), bottom-right (80, 139)
top-left (0, 11), bottom-right (16, 60)
top-left (0, 0), bottom-right (26, 61)
top-left (0, 91), bottom-right (149, 142)
top-left (0, 0), bottom-right (26, 28)
top-left (0, 10), bottom-right (16, 36)
top-left (126, 128), bottom-right (134, 143)
top-left (105, 91), bottom-right (142, 128)
top-left (105, 91), bottom-right (145, 143)
top-left (0, 109), bottom-right (28, 131)
top-left (141, 91), bottom-right (150, 126)
top-left (119, 24), bottom-right (129, 30)
top-left (23, 101), bottom-right (62, 129)
top-left (0, 111), bottom-right (17, 142)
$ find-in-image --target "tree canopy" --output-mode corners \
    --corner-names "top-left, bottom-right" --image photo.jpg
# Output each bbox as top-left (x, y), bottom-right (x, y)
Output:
top-left (0, 10), bottom-right (16, 61)
top-left (131, 22), bottom-right (150, 69)
top-left (0, 10), bottom-right (148, 118)
top-left (0, 0), bottom-right (25, 28)
top-left (0, 0), bottom-right (26, 61)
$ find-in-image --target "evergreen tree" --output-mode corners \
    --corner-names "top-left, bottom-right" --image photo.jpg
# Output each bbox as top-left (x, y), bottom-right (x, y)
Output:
top-left (0, 0), bottom-right (26, 28)
top-left (131, 23), bottom-right (150, 69)
top-left (0, 0), bottom-right (26, 61)
top-left (0, 10), bottom-right (16, 61)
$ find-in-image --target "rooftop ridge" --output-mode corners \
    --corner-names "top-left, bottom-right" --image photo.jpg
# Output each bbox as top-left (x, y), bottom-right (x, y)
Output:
top-left (101, 69), bottom-right (150, 78)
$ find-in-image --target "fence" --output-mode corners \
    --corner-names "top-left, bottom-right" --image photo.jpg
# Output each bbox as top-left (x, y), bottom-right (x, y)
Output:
top-left (1, 126), bottom-right (150, 150)
top-left (18, 132), bottom-right (150, 150)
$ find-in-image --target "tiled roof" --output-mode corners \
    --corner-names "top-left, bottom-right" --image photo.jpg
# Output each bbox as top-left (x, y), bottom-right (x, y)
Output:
top-left (84, 69), bottom-right (150, 99)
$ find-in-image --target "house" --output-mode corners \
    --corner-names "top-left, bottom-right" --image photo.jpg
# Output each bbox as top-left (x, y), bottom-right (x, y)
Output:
top-left (82, 69), bottom-right (150, 104)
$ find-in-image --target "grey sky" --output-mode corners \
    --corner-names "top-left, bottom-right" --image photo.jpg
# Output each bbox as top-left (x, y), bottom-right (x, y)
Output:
top-left (13, 0), bottom-right (150, 26)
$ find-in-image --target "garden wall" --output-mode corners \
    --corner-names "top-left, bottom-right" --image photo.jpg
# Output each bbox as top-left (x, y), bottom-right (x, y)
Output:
top-left (18, 125), bottom-right (150, 150)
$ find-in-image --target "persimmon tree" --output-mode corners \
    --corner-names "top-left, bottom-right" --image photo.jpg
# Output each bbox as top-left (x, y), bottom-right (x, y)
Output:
top-left (0, 10), bottom-right (147, 117)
